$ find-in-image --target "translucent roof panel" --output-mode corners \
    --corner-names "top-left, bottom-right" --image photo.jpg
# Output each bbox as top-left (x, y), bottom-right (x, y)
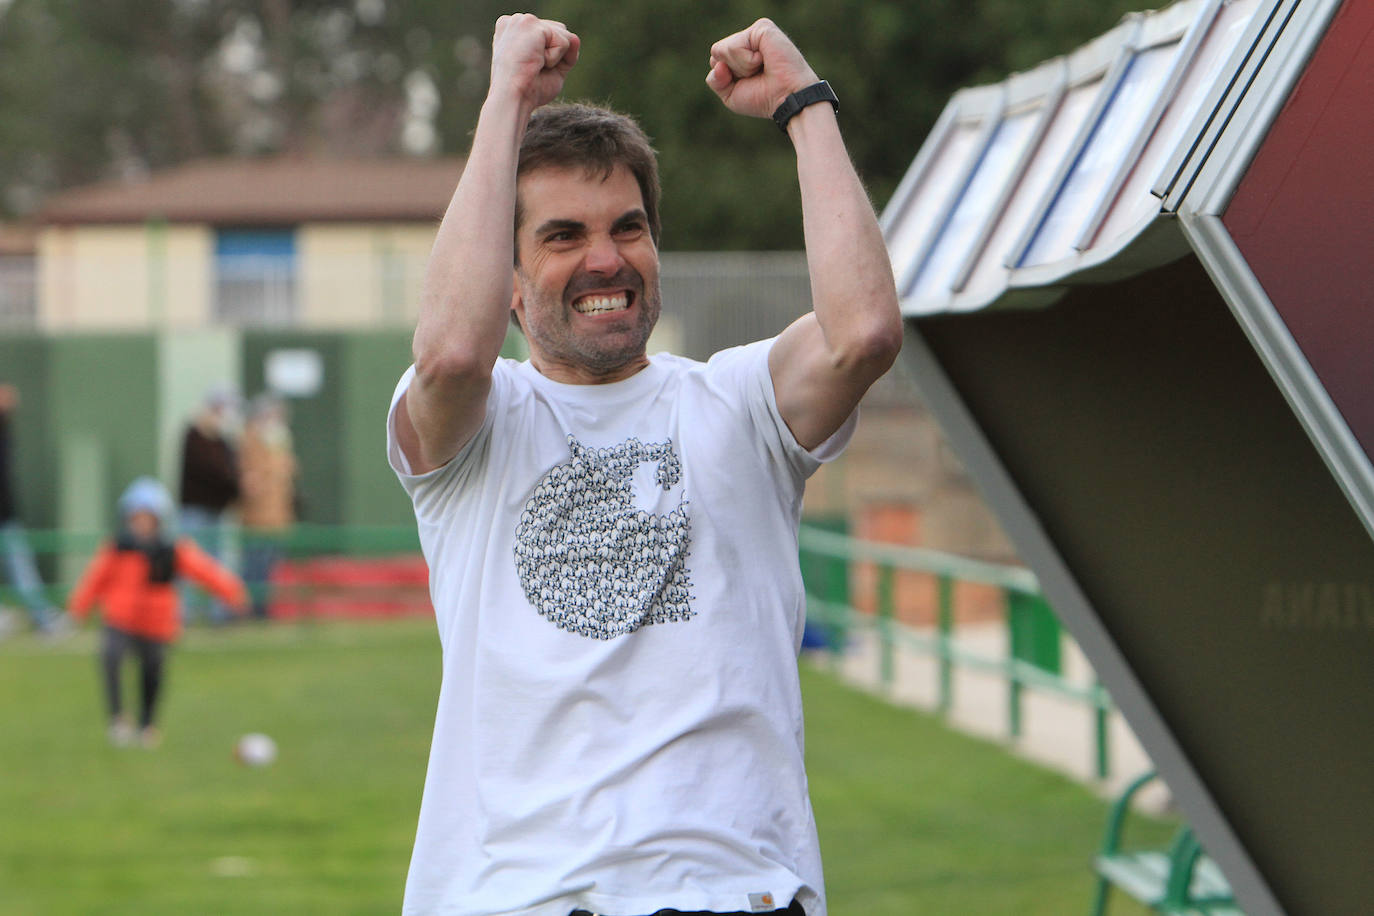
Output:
top-left (1151, 1), bottom-right (1259, 191)
top-left (1096, 0), bottom-right (1260, 244)
top-left (907, 109), bottom-right (1041, 301)
top-left (884, 122), bottom-right (986, 288)
top-left (967, 80), bottom-right (1100, 279)
top-left (1154, 0), bottom-right (1280, 208)
top-left (883, 0), bottom-right (1273, 316)
top-left (1018, 42), bottom-right (1181, 267)
top-left (945, 86), bottom-right (1082, 307)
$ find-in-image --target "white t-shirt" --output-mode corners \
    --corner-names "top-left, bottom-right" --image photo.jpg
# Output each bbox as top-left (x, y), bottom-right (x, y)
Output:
top-left (386, 340), bottom-right (855, 916)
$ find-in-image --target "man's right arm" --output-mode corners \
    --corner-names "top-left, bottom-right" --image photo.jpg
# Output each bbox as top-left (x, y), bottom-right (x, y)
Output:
top-left (396, 15), bottom-right (579, 475)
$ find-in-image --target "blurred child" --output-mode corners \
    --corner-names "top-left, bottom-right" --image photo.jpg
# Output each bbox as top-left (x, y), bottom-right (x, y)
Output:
top-left (69, 477), bottom-right (247, 748)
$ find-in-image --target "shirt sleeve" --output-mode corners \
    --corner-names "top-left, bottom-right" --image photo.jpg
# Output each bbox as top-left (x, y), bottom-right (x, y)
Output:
top-left (385, 363), bottom-right (508, 525)
top-left (706, 338), bottom-right (859, 484)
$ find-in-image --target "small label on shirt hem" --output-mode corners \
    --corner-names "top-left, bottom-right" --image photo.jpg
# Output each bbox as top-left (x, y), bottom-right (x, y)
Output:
top-left (748, 891), bottom-right (778, 912)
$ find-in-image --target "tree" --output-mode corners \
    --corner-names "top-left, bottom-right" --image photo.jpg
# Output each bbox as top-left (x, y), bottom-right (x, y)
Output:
top-left (540, 0), bottom-right (1144, 249)
top-left (0, 0), bottom-right (513, 216)
top-left (0, 1), bottom-right (227, 212)
top-left (0, 0), bottom-right (1148, 244)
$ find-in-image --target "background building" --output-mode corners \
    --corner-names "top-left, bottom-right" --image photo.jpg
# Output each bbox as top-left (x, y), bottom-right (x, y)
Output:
top-left (1, 156), bottom-right (1011, 585)
top-left (33, 156), bottom-right (462, 330)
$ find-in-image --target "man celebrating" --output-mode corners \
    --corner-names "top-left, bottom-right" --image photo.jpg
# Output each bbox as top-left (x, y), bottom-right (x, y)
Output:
top-left (387, 14), bottom-right (900, 916)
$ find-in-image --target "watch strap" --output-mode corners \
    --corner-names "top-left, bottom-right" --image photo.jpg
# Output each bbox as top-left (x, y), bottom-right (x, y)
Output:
top-left (771, 80), bottom-right (839, 133)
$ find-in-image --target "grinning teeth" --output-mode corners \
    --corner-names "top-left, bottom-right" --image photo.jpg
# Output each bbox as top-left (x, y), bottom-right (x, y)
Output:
top-left (573, 294), bottom-right (629, 315)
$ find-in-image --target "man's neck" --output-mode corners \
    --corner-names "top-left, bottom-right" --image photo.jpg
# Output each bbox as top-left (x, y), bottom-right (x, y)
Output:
top-left (527, 352), bottom-right (651, 385)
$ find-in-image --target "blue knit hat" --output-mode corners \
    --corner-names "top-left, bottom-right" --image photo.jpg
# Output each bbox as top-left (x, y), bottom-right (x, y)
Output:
top-left (117, 477), bottom-right (173, 524)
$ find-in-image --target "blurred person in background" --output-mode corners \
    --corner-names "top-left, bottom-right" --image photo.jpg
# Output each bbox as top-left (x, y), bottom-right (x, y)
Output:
top-left (0, 382), bottom-right (66, 638)
top-left (238, 392), bottom-right (297, 621)
top-left (68, 477), bottom-right (247, 748)
top-left (178, 385), bottom-right (240, 625)
top-left (387, 14), bottom-right (899, 916)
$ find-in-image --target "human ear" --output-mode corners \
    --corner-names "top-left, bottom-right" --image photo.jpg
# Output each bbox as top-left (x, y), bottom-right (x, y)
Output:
top-left (510, 269), bottom-right (525, 324)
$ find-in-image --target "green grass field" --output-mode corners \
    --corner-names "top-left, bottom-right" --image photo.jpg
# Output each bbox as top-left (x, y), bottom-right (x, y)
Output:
top-left (0, 618), bottom-right (1171, 914)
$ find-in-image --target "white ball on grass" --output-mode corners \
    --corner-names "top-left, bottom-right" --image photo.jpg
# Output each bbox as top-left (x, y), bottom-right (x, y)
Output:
top-left (234, 733), bottom-right (278, 767)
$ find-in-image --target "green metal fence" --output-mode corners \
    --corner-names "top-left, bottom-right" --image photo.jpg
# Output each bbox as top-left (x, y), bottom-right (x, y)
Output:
top-left (2, 520), bottom-right (1115, 778)
top-left (798, 523), bottom-right (1115, 781)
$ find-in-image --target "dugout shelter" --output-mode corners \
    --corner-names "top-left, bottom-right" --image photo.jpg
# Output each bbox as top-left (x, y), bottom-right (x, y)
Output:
top-left (881, 0), bottom-right (1373, 913)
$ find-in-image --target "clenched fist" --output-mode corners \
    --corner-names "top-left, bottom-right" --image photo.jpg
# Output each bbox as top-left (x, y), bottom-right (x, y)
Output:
top-left (491, 13), bottom-right (580, 112)
top-left (705, 18), bottom-right (819, 119)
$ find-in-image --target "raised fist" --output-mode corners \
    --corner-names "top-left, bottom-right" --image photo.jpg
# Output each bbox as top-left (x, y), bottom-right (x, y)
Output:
top-left (705, 18), bottom-right (818, 119)
top-left (490, 14), bottom-right (580, 112)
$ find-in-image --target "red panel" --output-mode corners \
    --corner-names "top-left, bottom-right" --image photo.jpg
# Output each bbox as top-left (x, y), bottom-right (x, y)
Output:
top-left (270, 556), bottom-right (433, 619)
top-left (1223, 0), bottom-right (1374, 460)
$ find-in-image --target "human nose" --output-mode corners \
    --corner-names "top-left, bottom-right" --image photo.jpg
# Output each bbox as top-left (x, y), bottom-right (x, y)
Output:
top-left (583, 235), bottom-right (624, 275)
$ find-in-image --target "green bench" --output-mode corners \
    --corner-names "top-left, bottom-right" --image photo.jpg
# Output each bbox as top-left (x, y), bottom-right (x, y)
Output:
top-left (1091, 772), bottom-right (1242, 915)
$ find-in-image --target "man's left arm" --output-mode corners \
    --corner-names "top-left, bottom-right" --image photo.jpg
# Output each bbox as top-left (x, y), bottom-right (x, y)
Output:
top-left (707, 19), bottom-right (902, 451)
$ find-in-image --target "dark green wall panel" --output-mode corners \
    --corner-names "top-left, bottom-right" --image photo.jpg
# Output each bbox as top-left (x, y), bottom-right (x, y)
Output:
top-left (0, 335), bottom-right (55, 527)
top-left (340, 331), bottom-right (415, 528)
top-left (50, 334), bottom-right (159, 533)
top-left (241, 330), bottom-right (413, 530)
top-left (241, 333), bottom-right (345, 525)
top-left (4, 329), bottom-right (417, 539)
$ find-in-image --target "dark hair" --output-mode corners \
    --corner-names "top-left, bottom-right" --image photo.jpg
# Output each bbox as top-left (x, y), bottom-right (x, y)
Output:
top-left (515, 102), bottom-right (662, 252)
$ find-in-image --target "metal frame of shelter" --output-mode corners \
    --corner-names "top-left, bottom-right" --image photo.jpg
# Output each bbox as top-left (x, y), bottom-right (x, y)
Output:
top-left (1163, 1), bottom-right (1374, 545)
top-left (881, 1), bottom-right (1369, 913)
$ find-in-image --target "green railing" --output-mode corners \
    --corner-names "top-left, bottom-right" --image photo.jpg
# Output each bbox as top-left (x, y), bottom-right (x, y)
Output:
top-left (798, 523), bottom-right (1115, 781)
top-left (4, 521), bottom-right (1114, 778)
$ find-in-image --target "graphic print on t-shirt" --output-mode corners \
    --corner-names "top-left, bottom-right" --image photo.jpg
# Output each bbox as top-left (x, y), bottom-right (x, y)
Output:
top-left (514, 435), bottom-right (694, 639)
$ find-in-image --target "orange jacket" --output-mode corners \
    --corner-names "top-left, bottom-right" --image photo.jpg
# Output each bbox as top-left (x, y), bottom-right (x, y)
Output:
top-left (69, 538), bottom-right (247, 642)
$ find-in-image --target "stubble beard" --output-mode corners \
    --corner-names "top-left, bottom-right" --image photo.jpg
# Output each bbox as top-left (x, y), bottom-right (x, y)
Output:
top-left (522, 267), bottom-right (662, 376)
